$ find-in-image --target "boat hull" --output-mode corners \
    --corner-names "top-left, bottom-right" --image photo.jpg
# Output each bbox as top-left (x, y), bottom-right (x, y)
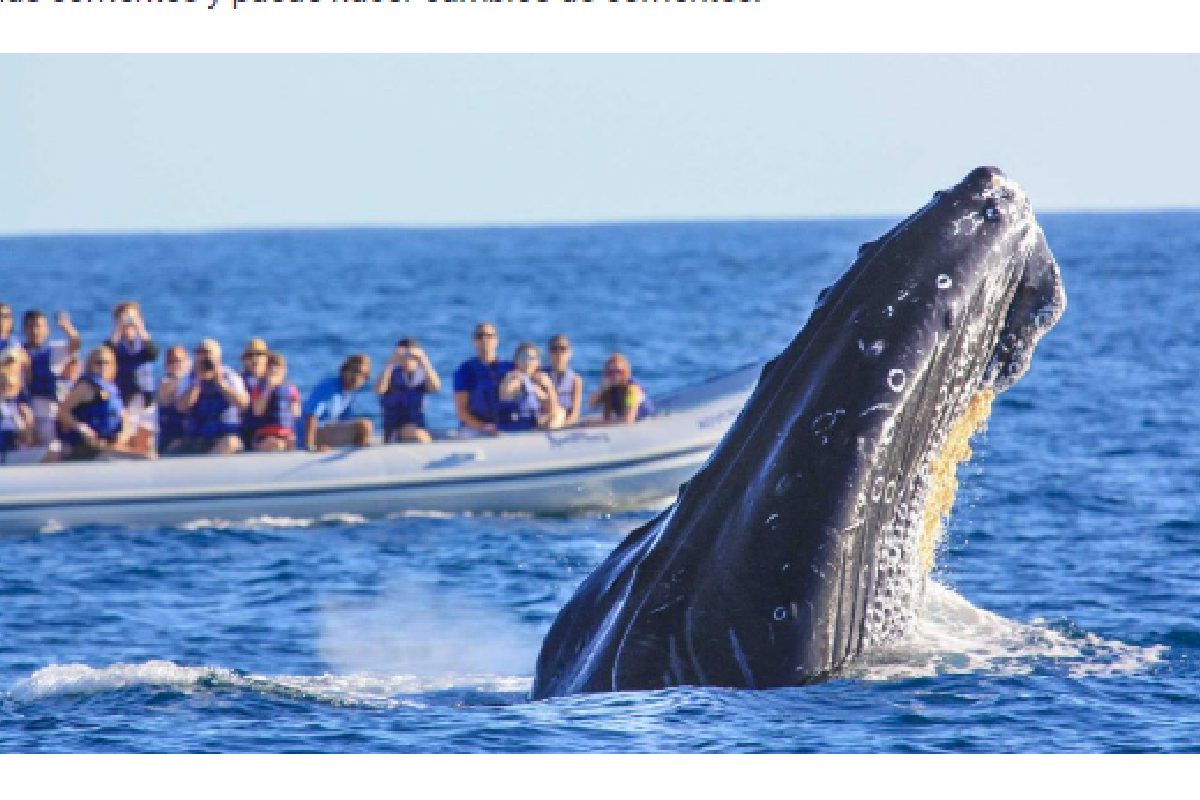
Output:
top-left (0, 366), bottom-right (755, 530)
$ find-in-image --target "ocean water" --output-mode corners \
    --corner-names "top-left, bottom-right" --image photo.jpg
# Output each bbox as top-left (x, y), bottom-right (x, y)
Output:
top-left (1, 214), bottom-right (1198, 753)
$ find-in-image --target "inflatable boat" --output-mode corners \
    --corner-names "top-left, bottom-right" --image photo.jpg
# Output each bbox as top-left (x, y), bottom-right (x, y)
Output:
top-left (0, 364), bottom-right (758, 530)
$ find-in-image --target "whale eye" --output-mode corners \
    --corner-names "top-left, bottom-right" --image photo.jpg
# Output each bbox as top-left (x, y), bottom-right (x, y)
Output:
top-left (984, 200), bottom-right (1003, 222)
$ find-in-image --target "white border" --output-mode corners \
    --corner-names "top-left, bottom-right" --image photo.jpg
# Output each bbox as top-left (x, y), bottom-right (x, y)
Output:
top-left (3, 2), bottom-right (1199, 55)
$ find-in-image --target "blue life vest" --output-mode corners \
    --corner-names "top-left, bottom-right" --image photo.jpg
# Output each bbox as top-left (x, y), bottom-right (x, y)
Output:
top-left (1, 397), bottom-right (27, 454)
top-left (67, 374), bottom-right (124, 443)
top-left (541, 368), bottom-right (578, 415)
top-left (240, 372), bottom-right (265, 443)
top-left (112, 338), bottom-right (158, 405)
top-left (158, 394), bottom-right (189, 449)
top-left (455, 357), bottom-right (512, 426)
top-left (257, 384), bottom-right (298, 433)
top-left (381, 369), bottom-right (427, 431)
top-left (498, 374), bottom-right (541, 432)
top-left (26, 344), bottom-right (61, 401)
top-left (190, 373), bottom-right (241, 439)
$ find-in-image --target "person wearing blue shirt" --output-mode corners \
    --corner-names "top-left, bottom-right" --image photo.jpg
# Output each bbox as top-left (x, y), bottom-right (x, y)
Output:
top-left (452, 322), bottom-right (513, 437)
top-left (376, 338), bottom-right (441, 444)
top-left (299, 353), bottom-right (374, 452)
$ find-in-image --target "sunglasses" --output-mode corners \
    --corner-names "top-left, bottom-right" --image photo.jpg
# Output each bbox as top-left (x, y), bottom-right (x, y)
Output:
top-left (91, 358), bottom-right (115, 366)
top-left (474, 332), bottom-right (497, 340)
top-left (242, 352), bottom-right (267, 358)
top-left (604, 367), bottom-right (626, 376)
top-left (550, 345), bottom-right (569, 353)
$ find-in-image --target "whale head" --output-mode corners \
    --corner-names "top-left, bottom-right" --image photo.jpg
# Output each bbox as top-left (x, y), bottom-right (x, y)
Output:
top-left (532, 167), bottom-right (1065, 698)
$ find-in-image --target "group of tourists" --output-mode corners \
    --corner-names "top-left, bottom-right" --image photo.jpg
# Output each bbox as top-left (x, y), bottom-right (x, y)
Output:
top-left (1, 302), bottom-right (653, 463)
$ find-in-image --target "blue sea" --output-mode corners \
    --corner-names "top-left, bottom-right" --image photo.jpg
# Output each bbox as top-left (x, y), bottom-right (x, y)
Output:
top-left (1, 214), bottom-right (1198, 753)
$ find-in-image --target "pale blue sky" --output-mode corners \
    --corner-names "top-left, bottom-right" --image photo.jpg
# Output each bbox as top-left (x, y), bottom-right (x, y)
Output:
top-left (2, 55), bottom-right (1198, 235)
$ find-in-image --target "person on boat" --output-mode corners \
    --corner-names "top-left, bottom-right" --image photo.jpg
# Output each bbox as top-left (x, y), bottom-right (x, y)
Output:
top-left (376, 338), bottom-right (440, 444)
top-left (298, 354), bottom-right (373, 452)
top-left (57, 345), bottom-right (147, 461)
top-left (238, 338), bottom-right (270, 448)
top-left (0, 367), bottom-right (36, 463)
top-left (106, 302), bottom-right (159, 457)
top-left (174, 338), bottom-right (250, 455)
top-left (540, 334), bottom-right (583, 428)
top-left (588, 353), bottom-right (654, 424)
top-left (250, 353), bottom-right (301, 452)
top-left (453, 322), bottom-right (513, 437)
top-left (498, 343), bottom-right (562, 432)
top-left (0, 345), bottom-right (23, 391)
top-left (22, 308), bottom-right (81, 447)
top-left (156, 345), bottom-right (192, 455)
top-left (0, 303), bottom-right (25, 367)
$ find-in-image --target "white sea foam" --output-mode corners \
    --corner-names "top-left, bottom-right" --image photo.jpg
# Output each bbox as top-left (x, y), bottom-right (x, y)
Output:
top-left (9, 660), bottom-right (529, 707)
top-left (176, 513), bottom-right (368, 531)
top-left (848, 581), bottom-right (1166, 682)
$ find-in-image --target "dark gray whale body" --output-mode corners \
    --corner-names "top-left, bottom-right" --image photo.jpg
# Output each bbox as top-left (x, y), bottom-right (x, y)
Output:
top-left (532, 167), bottom-right (1066, 700)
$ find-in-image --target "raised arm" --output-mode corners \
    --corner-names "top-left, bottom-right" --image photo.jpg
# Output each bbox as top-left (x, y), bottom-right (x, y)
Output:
top-left (414, 349), bottom-right (441, 392)
top-left (216, 370), bottom-right (249, 411)
top-left (56, 311), bottom-right (82, 356)
top-left (498, 370), bottom-right (522, 401)
top-left (375, 361), bottom-right (395, 395)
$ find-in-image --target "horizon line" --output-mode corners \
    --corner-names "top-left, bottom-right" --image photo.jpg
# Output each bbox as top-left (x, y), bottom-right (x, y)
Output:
top-left (2, 205), bottom-right (1197, 241)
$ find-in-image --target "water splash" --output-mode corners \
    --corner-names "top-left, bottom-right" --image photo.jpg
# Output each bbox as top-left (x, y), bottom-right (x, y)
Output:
top-left (318, 579), bottom-right (543, 679)
top-left (849, 582), bottom-right (1166, 682)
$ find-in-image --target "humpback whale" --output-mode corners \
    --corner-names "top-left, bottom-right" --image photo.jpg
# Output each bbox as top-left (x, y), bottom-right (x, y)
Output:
top-left (532, 167), bottom-right (1065, 700)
